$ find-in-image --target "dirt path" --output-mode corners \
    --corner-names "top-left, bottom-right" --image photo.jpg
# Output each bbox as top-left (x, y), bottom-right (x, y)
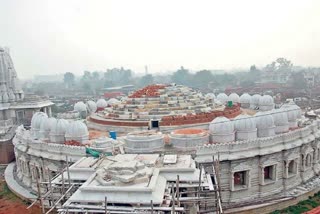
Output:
top-left (0, 166), bottom-right (40, 214)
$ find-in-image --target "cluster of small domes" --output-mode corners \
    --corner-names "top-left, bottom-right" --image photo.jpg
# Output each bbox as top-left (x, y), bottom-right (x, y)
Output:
top-left (31, 112), bottom-right (89, 144)
top-left (209, 103), bottom-right (301, 143)
top-left (73, 98), bottom-right (121, 114)
top-left (216, 93), bottom-right (275, 111)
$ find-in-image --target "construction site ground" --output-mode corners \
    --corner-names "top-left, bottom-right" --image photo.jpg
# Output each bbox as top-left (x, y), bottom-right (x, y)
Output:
top-left (0, 165), bottom-right (40, 214)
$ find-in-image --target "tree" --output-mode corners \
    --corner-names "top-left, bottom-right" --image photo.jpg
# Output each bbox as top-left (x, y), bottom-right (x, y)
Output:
top-left (192, 70), bottom-right (213, 88)
top-left (171, 66), bottom-right (192, 86)
top-left (265, 58), bottom-right (293, 72)
top-left (63, 72), bottom-right (75, 89)
top-left (92, 71), bottom-right (100, 80)
top-left (250, 65), bottom-right (257, 72)
top-left (80, 71), bottom-right (94, 93)
top-left (139, 74), bottom-right (154, 87)
top-left (290, 72), bottom-right (307, 89)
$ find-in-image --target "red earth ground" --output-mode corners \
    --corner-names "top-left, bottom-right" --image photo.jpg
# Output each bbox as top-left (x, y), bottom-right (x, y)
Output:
top-left (0, 167), bottom-right (41, 214)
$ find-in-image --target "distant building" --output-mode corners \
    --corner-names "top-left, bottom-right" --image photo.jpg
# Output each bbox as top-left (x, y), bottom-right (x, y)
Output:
top-left (260, 70), bottom-right (291, 84)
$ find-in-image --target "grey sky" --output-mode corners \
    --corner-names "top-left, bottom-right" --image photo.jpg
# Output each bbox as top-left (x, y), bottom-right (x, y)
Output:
top-left (1, 0), bottom-right (320, 79)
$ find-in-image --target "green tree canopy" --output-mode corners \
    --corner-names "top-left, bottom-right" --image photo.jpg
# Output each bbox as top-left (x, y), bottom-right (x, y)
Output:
top-left (63, 72), bottom-right (75, 88)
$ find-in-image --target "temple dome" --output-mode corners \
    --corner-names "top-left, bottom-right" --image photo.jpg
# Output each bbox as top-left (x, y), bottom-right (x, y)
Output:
top-left (250, 94), bottom-right (261, 109)
top-left (255, 111), bottom-right (275, 137)
top-left (240, 93), bottom-right (251, 108)
top-left (31, 112), bottom-right (48, 139)
top-left (228, 93), bottom-right (240, 103)
top-left (74, 101), bottom-right (87, 112)
top-left (49, 119), bottom-right (69, 143)
top-left (234, 114), bottom-right (257, 140)
top-left (255, 111), bottom-right (275, 129)
top-left (65, 121), bottom-right (89, 143)
top-left (234, 114), bottom-right (256, 131)
top-left (271, 109), bottom-right (289, 133)
top-left (216, 93), bottom-right (228, 103)
top-left (31, 112), bottom-right (48, 131)
top-left (39, 117), bottom-right (57, 139)
top-left (86, 100), bottom-right (97, 113)
top-left (96, 99), bottom-right (108, 108)
top-left (205, 93), bottom-right (216, 100)
top-left (281, 103), bottom-right (301, 119)
top-left (281, 103), bottom-right (301, 128)
top-left (272, 109), bottom-right (289, 126)
top-left (209, 117), bottom-right (234, 134)
top-left (209, 116), bottom-right (235, 143)
top-left (259, 95), bottom-right (274, 111)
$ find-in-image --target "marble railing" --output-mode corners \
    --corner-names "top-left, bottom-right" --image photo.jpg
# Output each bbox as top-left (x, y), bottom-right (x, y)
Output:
top-left (196, 122), bottom-right (320, 162)
top-left (13, 129), bottom-right (86, 162)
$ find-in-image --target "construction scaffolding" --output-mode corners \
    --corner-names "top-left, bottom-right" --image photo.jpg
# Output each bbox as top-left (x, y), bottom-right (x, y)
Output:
top-left (28, 154), bottom-right (223, 214)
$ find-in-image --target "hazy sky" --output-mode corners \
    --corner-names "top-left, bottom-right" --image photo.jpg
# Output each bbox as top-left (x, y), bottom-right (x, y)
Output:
top-left (1, 0), bottom-right (320, 79)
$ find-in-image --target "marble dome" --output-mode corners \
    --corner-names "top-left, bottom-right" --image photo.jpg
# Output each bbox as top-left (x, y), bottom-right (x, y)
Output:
top-left (205, 93), bottom-right (216, 100)
top-left (31, 112), bottom-right (48, 131)
top-left (281, 103), bottom-right (301, 118)
top-left (259, 95), bottom-right (274, 111)
top-left (209, 116), bottom-right (235, 143)
top-left (209, 116), bottom-right (234, 134)
top-left (228, 93), bottom-right (240, 103)
top-left (74, 101), bottom-right (87, 112)
top-left (65, 121), bottom-right (89, 143)
top-left (31, 112), bottom-right (48, 139)
top-left (216, 93), bottom-right (229, 103)
top-left (49, 119), bottom-right (69, 143)
top-left (255, 111), bottom-right (275, 129)
top-left (250, 94), bottom-right (261, 109)
top-left (255, 111), bottom-right (276, 137)
top-left (271, 109), bottom-right (289, 133)
top-left (234, 114), bottom-right (256, 131)
top-left (281, 103), bottom-right (301, 128)
top-left (86, 100), bottom-right (97, 113)
top-left (39, 117), bottom-right (57, 139)
top-left (240, 93), bottom-right (251, 108)
top-left (96, 99), bottom-right (108, 108)
top-left (234, 114), bottom-right (257, 141)
top-left (272, 109), bottom-right (289, 125)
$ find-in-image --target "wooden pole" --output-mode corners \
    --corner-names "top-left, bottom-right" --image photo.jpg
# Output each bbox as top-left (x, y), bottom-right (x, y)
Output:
top-left (66, 155), bottom-right (71, 187)
top-left (176, 175), bottom-right (180, 207)
top-left (151, 200), bottom-right (154, 214)
top-left (198, 166), bottom-right (202, 196)
top-left (45, 184), bottom-right (74, 214)
top-left (105, 196), bottom-right (108, 214)
top-left (171, 183), bottom-right (175, 214)
top-left (61, 168), bottom-right (65, 204)
top-left (48, 169), bottom-right (54, 206)
top-left (35, 168), bottom-right (45, 214)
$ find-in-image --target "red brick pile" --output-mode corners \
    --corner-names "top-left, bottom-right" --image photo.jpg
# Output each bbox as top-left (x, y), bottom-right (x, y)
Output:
top-left (128, 84), bottom-right (166, 98)
top-left (89, 104), bottom-right (241, 127)
top-left (64, 140), bottom-right (84, 147)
